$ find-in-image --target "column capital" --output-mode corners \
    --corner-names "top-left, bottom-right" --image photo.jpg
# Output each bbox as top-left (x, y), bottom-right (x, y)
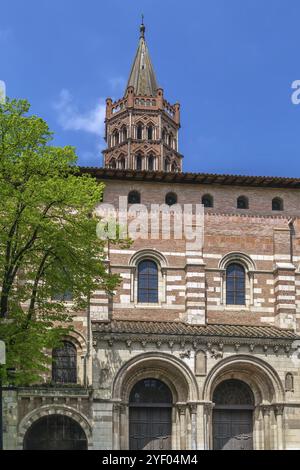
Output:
top-left (260, 404), bottom-right (272, 416)
top-left (273, 404), bottom-right (285, 416)
top-left (203, 402), bottom-right (215, 415)
top-left (188, 402), bottom-right (199, 414)
top-left (112, 401), bottom-right (126, 413)
top-left (176, 402), bottom-right (187, 415)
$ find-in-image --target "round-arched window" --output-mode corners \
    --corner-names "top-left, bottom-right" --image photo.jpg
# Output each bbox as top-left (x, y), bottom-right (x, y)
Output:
top-left (226, 263), bottom-right (246, 305)
top-left (165, 192), bottom-right (177, 206)
top-left (128, 191), bottom-right (141, 204)
top-left (272, 197), bottom-right (283, 211)
top-left (213, 379), bottom-right (254, 407)
top-left (237, 196), bottom-right (249, 209)
top-left (202, 194), bottom-right (213, 208)
top-left (130, 379), bottom-right (172, 405)
top-left (138, 260), bottom-right (158, 303)
top-left (52, 341), bottom-right (77, 384)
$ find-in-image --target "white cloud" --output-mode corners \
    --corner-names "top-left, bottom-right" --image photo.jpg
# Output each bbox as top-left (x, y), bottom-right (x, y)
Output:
top-left (53, 89), bottom-right (106, 136)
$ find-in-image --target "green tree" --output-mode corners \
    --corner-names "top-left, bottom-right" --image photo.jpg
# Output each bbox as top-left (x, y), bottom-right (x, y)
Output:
top-left (0, 98), bottom-right (123, 385)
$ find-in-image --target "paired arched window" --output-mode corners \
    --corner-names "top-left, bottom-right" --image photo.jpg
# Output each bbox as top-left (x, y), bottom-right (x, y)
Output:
top-left (128, 191), bottom-right (141, 204)
top-left (119, 155), bottom-right (126, 169)
top-left (147, 126), bottom-right (153, 140)
top-left (165, 192), bottom-right (177, 206)
top-left (109, 158), bottom-right (117, 169)
top-left (237, 196), bottom-right (249, 209)
top-left (136, 155), bottom-right (142, 171)
top-left (137, 124), bottom-right (143, 140)
top-left (137, 260), bottom-right (159, 303)
top-left (226, 263), bottom-right (246, 305)
top-left (113, 130), bottom-right (119, 146)
top-left (202, 194), bottom-right (213, 208)
top-left (164, 158), bottom-right (170, 172)
top-left (121, 126), bottom-right (127, 141)
top-left (272, 197), bottom-right (283, 211)
top-left (52, 341), bottom-right (77, 384)
top-left (148, 155), bottom-right (154, 171)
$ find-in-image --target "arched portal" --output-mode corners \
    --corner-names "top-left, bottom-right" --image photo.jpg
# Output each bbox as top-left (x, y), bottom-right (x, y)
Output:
top-left (129, 378), bottom-right (172, 450)
top-left (112, 352), bottom-right (198, 450)
top-left (212, 379), bottom-right (254, 450)
top-left (23, 415), bottom-right (88, 450)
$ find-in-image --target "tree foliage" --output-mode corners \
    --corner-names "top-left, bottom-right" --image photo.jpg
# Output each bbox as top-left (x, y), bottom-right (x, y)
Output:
top-left (0, 98), bottom-right (123, 385)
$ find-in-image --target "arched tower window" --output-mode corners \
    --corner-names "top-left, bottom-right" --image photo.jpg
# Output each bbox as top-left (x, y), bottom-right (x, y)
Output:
top-left (171, 162), bottom-right (178, 172)
top-left (164, 158), bottom-right (170, 172)
top-left (113, 130), bottom-right (119, 146)
top-left (121, 125), bottom-right (127, 142)
top-left (272, 197), bottom-right (283, 211)
top-left (202, 194), bottom-right (214, 208)
top-left (138, 260), bottom-right (159, 303)
top-left (148, 155), bottom-right (154, 171)
top-left (136, 155), bottom-right (142, 171)
top-left (109, 158), bottom-right (117, 169)
top-left (128, 191), bottom-right (141, 204)
top-left (147, 125), bottom-right (153, 140)
top-left (226, 263), bottom-right (246, 305)
top-left (165, 192), bottom-right (177, 206)
top-left (137, 124), bottom-right (143, 140)
top-left (52, 341), bottom-right (77, 384)
top-left (119, 155), bottom-right (126, 169)
top-left (237, 196), bottom-right (249, 209)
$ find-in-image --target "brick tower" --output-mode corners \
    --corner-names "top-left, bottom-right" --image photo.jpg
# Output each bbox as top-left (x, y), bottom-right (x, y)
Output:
top-left (103, 21), bottom-right (183, 172)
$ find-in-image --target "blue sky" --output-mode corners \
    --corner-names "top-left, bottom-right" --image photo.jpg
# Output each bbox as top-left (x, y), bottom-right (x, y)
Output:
top-left (1, 0), bottom-right (300, 176)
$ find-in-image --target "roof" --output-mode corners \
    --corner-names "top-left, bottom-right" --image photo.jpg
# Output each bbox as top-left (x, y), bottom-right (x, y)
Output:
top-left (126, 24), bottom-right (158, 96)
top-left (79, 167), bottom-right (300, 189)
top-left (93, 320), bottom-right (298, 341)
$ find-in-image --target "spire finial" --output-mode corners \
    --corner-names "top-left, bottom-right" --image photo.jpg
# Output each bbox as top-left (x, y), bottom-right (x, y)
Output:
top-left (140, 15), bottom-right (145, 38)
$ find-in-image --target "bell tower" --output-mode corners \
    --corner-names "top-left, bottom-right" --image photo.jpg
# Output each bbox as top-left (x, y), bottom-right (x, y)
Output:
top-left (102, 21), bottom-right (183, 172)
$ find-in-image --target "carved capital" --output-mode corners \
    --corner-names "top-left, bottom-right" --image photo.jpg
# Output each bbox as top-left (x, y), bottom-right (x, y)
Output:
top-left (188, 402), bottom-right (198, 415)
top-left (260, 405), bottom-right (271, 416)
top-left (113, 402), bottom-right (126, 414)
top-left (203, 402), bottom-right (214, 415)
top-left (176, 403), bottom-right (187, 415)
top-left (273, 404), bottom-right (284, 416)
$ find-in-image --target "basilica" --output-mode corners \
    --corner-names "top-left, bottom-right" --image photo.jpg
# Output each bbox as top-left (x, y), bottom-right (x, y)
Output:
top-left (3, 22), bottom-right (300, 450)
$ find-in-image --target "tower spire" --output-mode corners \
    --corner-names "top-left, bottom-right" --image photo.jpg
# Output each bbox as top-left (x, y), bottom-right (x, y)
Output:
top-left (103, 24), bottom-right (183, 173)
top-left (125, 20), bottom-right (158, 96)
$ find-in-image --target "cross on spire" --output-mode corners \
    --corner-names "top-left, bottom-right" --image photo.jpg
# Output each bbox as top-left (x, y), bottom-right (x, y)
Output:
top-left (140, 15), bottom-right (145, 38)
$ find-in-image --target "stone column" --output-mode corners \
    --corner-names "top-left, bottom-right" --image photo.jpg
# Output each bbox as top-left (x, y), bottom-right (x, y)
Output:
top-left (112, 402), bottom-right (122, 450)
top-left (112, 402), bottom-right (127, 450)
top-left (176, 403), bottom-right (187, 450)
top-left (261, 405), bottom-right (271, 450)
top-left (188, 403), bottom-right (198, 450)
top-left (203, 402), bottom-right (214, 450)
top-left (274, 404), bottom-right (284, 450)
